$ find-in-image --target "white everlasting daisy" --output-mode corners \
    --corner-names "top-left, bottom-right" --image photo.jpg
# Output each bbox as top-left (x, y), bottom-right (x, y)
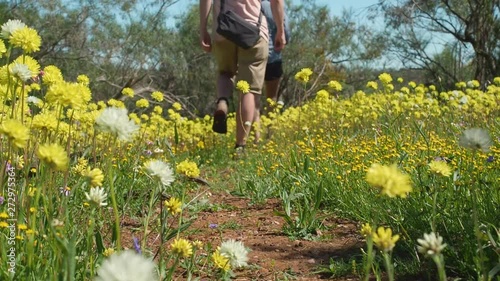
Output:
top-left (95, 107), bottom-right (140, 142)
top-left (27, 96), bottom-right (42, 104)
top-left (219, 239), bottom-right (249, 268)
top-left (417, 232), bottom-right (447, 257)
top-left (10, 62), bottom-right (32, 82)
top-left (85, 187), bottom-right (108, 207)
top-left (95, 250), bottom-right (158, 281)
top-left (458, 128), bottom-right (492, 152)
top-left (143, 160), bottom-right (175, 187)
top-left (1, 19), bottom-right (26, 39)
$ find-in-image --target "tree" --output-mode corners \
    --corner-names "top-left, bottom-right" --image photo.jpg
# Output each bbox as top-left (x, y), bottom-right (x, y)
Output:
top-left (2, 0), bottom-right (182, 103)
top-left (279, 0), bottom-right (388, 104)
top-left (377, 0), bottom-right (500, 85)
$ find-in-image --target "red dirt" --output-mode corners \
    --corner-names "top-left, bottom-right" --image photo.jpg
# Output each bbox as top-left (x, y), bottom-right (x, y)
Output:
top-left (119, 187), bottom-right (363, 280)
top-left (185, 191), bottom-right (363, 280)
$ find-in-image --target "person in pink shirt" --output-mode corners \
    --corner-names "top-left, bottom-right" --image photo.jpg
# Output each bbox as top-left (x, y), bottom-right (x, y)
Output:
top-left (199, 0), bottom-right (286, 152)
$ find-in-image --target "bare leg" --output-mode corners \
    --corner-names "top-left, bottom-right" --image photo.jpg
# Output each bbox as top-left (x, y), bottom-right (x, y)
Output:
top-left (217, 72), bottom-right (234, 104)
top-left (253, 78), bottom-right (281, 142)
top-left (265, 78), bottom-right (281, 102)
top-left (253, 96), bottom-right (262, 143)
top-left (236, 92), bottom-right (257, 146)
top-left (212, 72), bottom-right (234, 134)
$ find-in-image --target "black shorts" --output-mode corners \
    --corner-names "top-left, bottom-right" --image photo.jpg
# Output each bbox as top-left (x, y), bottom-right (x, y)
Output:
top-left (265, 61), bottom-right (283, 81)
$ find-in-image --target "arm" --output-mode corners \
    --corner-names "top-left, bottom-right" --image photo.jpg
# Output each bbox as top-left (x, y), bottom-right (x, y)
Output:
top-left (270, 0), bottom-right (286, 51)
top-left (199, 0), bottom-right (212, 52)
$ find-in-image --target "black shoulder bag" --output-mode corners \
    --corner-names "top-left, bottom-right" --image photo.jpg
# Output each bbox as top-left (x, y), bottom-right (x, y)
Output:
top-left (216, 0), bottom-right (262, 49)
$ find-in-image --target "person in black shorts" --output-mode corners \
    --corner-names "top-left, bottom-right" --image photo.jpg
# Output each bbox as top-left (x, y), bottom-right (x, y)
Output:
top-left (253, 0), bottom-right (290, 142)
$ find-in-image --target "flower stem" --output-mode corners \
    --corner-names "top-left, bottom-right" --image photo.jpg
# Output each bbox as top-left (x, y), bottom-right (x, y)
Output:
top-left (142, 186), bottom-right (157, 253)
top-left (432, 254), bottom-right (447, 281)
top-left (383, 252), bottom-right (394, 281)
top-left (363, 236), bottom-right (374, 281)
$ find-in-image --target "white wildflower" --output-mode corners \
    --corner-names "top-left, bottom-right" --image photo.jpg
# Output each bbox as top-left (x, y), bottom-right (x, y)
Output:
top-left (1, 19), bottom-right (26, 39)
top-left (417, 232), bottom-right (447, 257)
top-left (10, 63), bottom-right (32, 82)
top-left (27, 96), bottom-right (42, 104)
top-left (85, 187), bottom-right (108, 207)
top-left (219, 239), bottom-right (250, 268)
top-left (95, 250), bottom-right (158, 281)
top-left (458, 128), bottom-right (492, 152)
top-left (95, 107), bottom-right (139, 142)
top-left (143, 160), bottom-right (175, 187)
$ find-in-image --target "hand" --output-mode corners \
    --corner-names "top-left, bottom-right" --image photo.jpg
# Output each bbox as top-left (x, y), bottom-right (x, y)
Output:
top-left (274, 29), bottom-right (286, 52)
top-left (200, 30), bottom-right (212, 53)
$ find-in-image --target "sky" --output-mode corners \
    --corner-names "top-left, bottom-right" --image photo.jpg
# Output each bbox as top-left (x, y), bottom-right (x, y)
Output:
top-left (167, 0), bottom-right (381, 24)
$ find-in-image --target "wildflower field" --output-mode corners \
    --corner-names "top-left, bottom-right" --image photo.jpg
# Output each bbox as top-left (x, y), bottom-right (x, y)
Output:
top-left (0, 20), bottom-right (499, 281)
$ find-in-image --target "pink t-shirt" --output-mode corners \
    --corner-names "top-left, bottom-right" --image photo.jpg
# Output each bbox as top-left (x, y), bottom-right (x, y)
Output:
top-left (212, 0), bottom-right (269, 43)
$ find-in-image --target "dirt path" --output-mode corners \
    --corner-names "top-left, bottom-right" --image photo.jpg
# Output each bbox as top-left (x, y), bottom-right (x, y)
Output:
top-left (185, 190), bottom-right (362, 280)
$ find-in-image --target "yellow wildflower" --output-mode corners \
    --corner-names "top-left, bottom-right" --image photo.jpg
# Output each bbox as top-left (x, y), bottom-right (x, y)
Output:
top-left (37, 143), bottom-right (69, 171)
top-left (176, 160), bottom-right (200, 178)
top-left (0, 39), bottom-right (6, 57)
top-left (428, 160), bottom-right (452, 177)
top-left (136, 98), bottom-right (149, 108)
top-left (366, 81), bottom-right (378, 90)
top-left (170, 238), bottom-right (193, 258)
top-left (77, 74), bottom-right (90, 86)
top-left (172, 102), bottom-right (182, 111)
top-left (83, 167), bottom-right (104, 187)
top-left (327, 80), bottom-right (342, 91)
top-left (212, 249), bottom-right (231, 272)
top-left (153, 106), bottom-right (163, 115)
top-left (164, 197), bottom-right (182, 215)
top-left (0, 119), bottom-right (30, 148)
top-left (9, 26), bottom-right (41, 53)
top-left (360, 223), bottom-right (373, 237)
top-left (378, 73), bottom-right (393, 84)
top-left (366, 163), bottom-right (412, 198)
top-left (372, 226), bottom-right (399, 252)
top-left (236, 80), bottom-right (250, 93)
top-left (193, 240), bottom-right (203, 249)
top-left (121, 87), bottom-right (134, 97)
top-left (42, 65), bottom-right (63, 85)
top-left (103, 248), bottom-right (115, 257)
top-left (294, 68), bottom-right (313, 84)
top-left (151, 91), bottom-right (164, 102)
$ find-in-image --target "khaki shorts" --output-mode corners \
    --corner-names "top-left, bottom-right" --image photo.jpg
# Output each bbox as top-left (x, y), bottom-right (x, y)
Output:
top-left (213, 37), bottom-right (268, 95)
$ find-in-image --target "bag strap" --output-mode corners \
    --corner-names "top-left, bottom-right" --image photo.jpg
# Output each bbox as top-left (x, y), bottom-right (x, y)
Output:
top-left (220, 0), bottom-right (262, 28)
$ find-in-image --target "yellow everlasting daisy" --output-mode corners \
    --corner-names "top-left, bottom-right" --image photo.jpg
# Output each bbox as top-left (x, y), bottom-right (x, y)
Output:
top-left (176, 160), bottom-right (200, 178)
top-left (372, 226), bottom-right (399, 252)
top-left (236, 80), bottom-right (250, 94)
top-left (212, 249), bottom-right (231, 272)
top-left (428, 160), bottom-right (452, 177)
top-left (172, 102), bottom-right (182, 111)
top-left (170, 238), bottom-right (193, 258)
top-left (164, 197), bottom-right (182, 215)
top-left (83, 167), bottom-right (104, 187)
top-left (121, 87), bottom-right (134, 98)
top-left (360, 223), bottom-right (373, 238)
top-left (0, 39), bottom-right (6, 57)
top-left (366, 163), bottom-right (412, 198)
top-left (0, 119), bottom-right (30, 148)
top-left (294, 68), bottom-right (313, 84)
top-left (151, 91), bottom-right (163, 102)
top-left (136, 98), bottom-right (149, 108)
top-left (37, 143), bottom-right (69, 171)
top-left (9, 26), bottom-right (41, 53)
